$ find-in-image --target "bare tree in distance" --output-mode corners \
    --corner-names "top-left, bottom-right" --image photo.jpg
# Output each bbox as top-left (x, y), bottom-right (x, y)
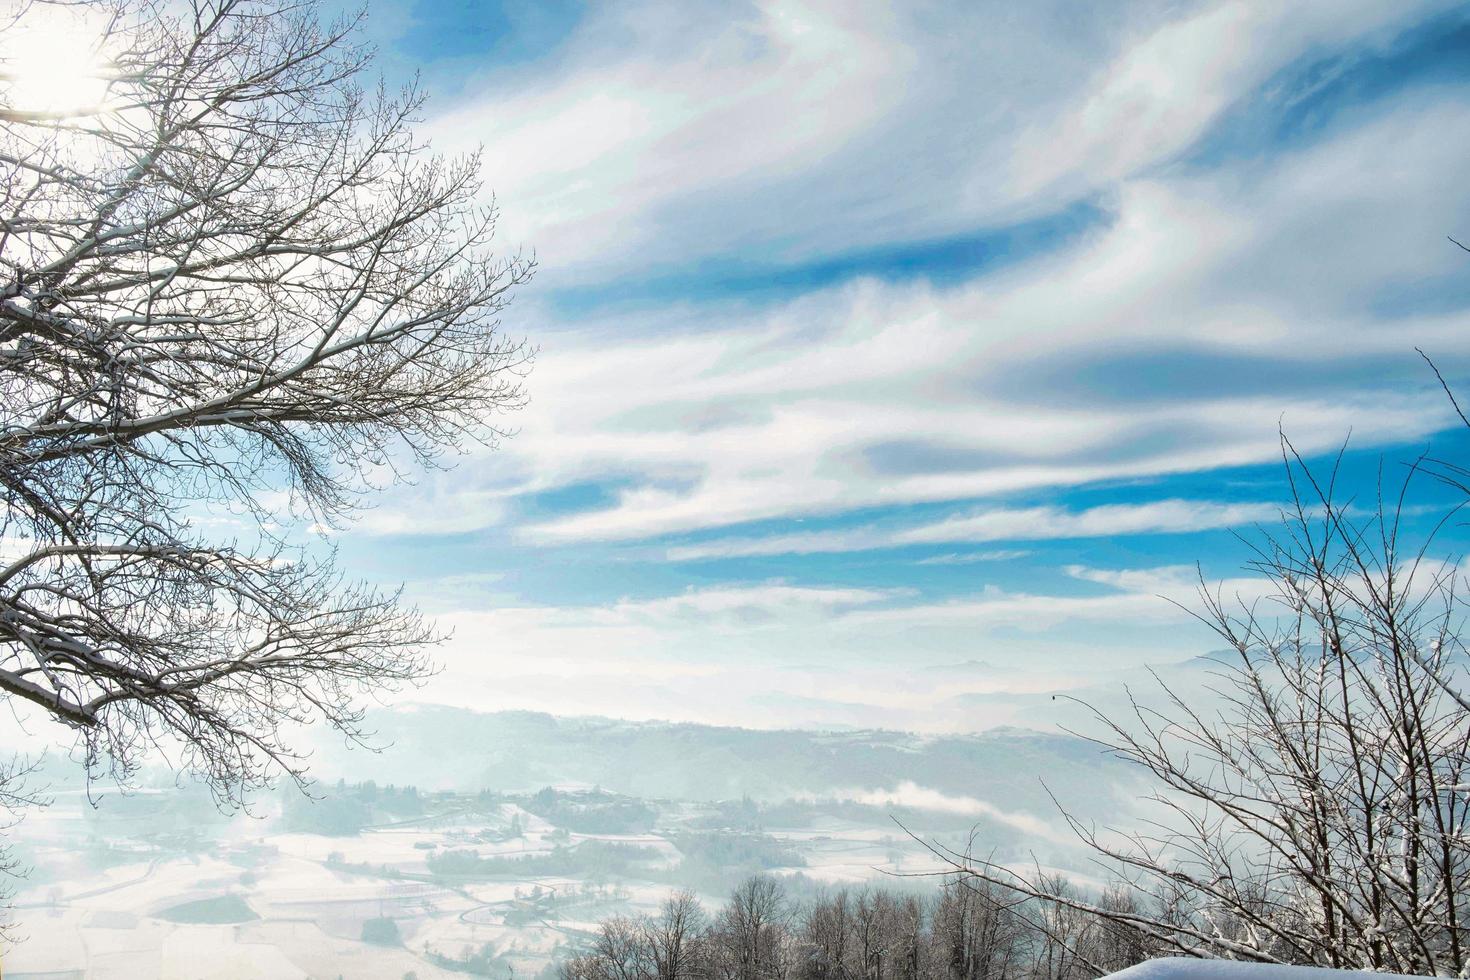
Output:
top-left (570, 897), bottom-right (715, 980)
top-left (713, 875), bottom-right (799, 980)
top-left (562, 874), bottom-right (1152, 980)
top-left (934, 440), bottom-right (1470, 974)
top-left (647, 890), bottom-right (708, 980)
top-left (0, 0), bottom-right (532, 808)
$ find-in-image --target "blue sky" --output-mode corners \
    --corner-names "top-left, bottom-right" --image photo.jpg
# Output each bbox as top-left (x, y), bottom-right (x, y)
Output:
top-left (325, 0), bottom-right (1470, 732)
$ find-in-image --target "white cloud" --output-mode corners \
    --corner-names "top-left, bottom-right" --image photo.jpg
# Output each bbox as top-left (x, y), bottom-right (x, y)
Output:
top-left (425, 0), bottom-right (911, 279)
top-left (916, 550), bottom-right (1031, 566)
top-left (413, 569), bottom-right (1253, 730)
top-left (664, 500), bottom-right (1281, 561)
top-left (420, 0), bottom-right (1451, 281)
top-left (357, 485), bottom-right (514, 537)
top-left (808, 781), bottom-right (1067, 840)
top-left (839, 587), bottom-right (1184, 634)
top-left (600, 583), bottom-right (897, 630)
top-left (421, 93), bottom-right (1458, 545)
top-left (1066, 563), bottom-right (1200, 594)
top-left (347, 39), bottom-right (1470, 544)
top-left (666, 528), bottom-right (886, 561)
top-left (896, 500), bottom-right (1281, 545)
top-left (321, 2), bottom-right (1470, 736)
top-left (1006, 0), bottom-right (1456, 202)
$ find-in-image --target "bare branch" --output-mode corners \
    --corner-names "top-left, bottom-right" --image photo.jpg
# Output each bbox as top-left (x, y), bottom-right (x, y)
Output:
top-left (0, 0), bottom-right (530, 810)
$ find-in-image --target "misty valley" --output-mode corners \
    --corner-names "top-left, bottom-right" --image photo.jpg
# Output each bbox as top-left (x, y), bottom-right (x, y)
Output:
top-left (3, 712), bottom-right (1135, 978)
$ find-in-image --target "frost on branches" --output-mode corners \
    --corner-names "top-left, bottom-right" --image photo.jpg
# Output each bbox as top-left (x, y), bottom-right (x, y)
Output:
top-left (0, 0), bottom-right (531, 804)
top-left (943, 445), bottom-right (1470, 975)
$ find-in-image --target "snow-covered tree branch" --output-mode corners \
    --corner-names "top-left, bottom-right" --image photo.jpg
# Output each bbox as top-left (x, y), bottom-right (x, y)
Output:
top-left (0, 0), bottom-right (532, 804)
top-left (943, 442), bottom-right (1470, 974)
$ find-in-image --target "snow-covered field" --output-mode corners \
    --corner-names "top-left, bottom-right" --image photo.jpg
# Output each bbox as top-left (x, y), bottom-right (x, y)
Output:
top-left (3, 790), bottom-right (945, 979)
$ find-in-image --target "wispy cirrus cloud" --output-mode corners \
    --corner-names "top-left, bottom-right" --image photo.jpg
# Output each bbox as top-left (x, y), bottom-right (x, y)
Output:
top-left (326, 2), bottom-right (1470, 728)
top-left (347, 3), bottom-right (1470, 552)
top-left (448, 95), bottom-right (1459, 545)
top-left (422, 1), bottom-right (913, 281)
top-left (665, 499), bottom-right (1284, 561)
top-left (915, 550), bottom-right (1031, 566)
top-left (892, 500), bottom-right (1282, 545)
top-left (416, 0), bottom-right (1458, 283)
top-left (1005, 0), bottom-right (1456, 202)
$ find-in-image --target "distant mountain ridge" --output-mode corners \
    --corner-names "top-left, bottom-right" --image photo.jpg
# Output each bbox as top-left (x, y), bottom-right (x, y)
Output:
top-left (312, 706), bottom-right (1141, 820)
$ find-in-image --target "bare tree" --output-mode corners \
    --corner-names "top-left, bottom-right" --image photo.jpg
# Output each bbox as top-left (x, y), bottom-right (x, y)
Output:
top-left (561, 892), bottom-right (707, 980)
top-left (0, 0), bottom-right (531, 805)
top-left (946, 445), bottom-right (1470, 974)
top-left (803, 889), bottom-right (856, 980)
top-left (596, 916), bottom-right (657, 980)
top-left (567, 877), bottom-right (1138, 980)
top-left (647, 890), bottom-right (709, 980)
top-left (925, 876), bottom-right (1031, 980)
top-left (713, 876), bottom-right (798, 980)
top-left (1081, 884), bottom-right (1151, 975)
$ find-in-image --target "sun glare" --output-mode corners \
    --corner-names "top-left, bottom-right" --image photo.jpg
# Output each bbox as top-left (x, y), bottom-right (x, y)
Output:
top-left (1, 17), bottom-right (108, 117)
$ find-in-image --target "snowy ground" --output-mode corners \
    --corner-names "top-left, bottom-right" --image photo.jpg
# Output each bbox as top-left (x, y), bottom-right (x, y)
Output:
top-left (3, 792), bottom-right (948, 979)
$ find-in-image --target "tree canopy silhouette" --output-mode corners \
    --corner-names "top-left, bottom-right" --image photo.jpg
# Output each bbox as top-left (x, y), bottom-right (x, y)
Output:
top-left (0, 0), bottom-right (531, 804)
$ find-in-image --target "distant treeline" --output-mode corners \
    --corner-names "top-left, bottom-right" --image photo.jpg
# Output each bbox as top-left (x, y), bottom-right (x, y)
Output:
top-left (559, 874), bottom-right (1151, 980)
top-left (424, 831), bottom-right (805, 898)
top-left (279, 779), bottom-right (426, 835)
top-left (280, 782), bottom-right (660, 837)
top-left (526, 787), bottom-right (659, 834)
top-left (428, 840), bottom-right (662, 879)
